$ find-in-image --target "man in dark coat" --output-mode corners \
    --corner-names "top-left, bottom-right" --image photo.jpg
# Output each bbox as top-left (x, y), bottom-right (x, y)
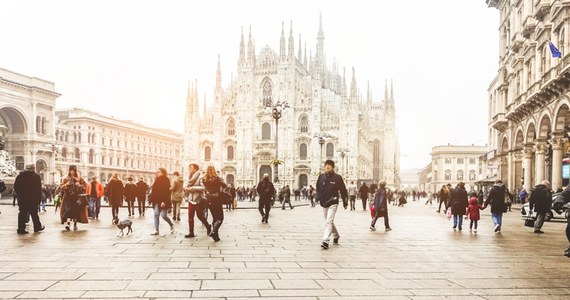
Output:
top-left (136, 177), bottom-right (149, 216)
top-left (14, 164), bottom-right (44, 234)
top-left (281, 185), bottom-right (293, 210)
top-left (316, 160), bottom-right (348, 250)
top-left (256, 173), bottom-right (275, 224)
top-left (450, 182), bottom-right (468, 230)
top-left (554, 185), bottom-right (570, 257)
top-left (370, 181), bottom-right (391, 231)
top-left (108, 174), bottom-right (124, 221)
top-left (529, 180), bottom-right (552, 234)
top-left (484, 180), bottom-right (508, 233)
top-left (359, 182), bottom-right (370, 211)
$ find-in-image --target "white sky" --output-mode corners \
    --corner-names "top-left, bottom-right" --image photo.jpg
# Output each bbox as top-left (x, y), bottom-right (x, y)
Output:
top-left (0, 0), bottom-right (499, 170)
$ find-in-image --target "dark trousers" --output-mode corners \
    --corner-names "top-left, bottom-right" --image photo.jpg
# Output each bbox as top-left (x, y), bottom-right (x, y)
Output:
top-left (566, 219), bottom-right (570, 243)
top-left (112, 205), bottom-right (119, 220)
top-left (437, 200), bottom-right (445, 212)
top-left (361, 197), bottom-right (368, 210)
top-left (209, 201), bottom-right (224, 236)
top-left (258, 197), bottom-right (272, 219)
top-left (371, 209), bottom-right (389, 229)
top-left (18, 205), bottom-right (42, 231)
top-left (470, 220), bottom-right (478, 229)
top-left (126, 200), bottom-right (135, 216)
top-left (282, 197), bottom-right (293, 209)
top-left (349, 196), bottom-right (356, 210)
top-left (12, 195), bottom-right (17, 206)
top-left (188, 201), bottom-right (209, 234)
top-left (137, 196), bottom-right (146, 215)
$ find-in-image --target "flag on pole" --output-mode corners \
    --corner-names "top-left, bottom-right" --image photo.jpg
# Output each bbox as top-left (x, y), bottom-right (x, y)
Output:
top-left (549, 41), bottom-right (562, 58)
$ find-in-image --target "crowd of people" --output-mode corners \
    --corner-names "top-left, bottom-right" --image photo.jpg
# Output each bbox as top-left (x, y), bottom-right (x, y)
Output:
top-left (9, 159), bottom-right (570, 257)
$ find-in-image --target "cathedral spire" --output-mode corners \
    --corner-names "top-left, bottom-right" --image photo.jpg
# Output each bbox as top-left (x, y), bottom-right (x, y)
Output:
top-left (202, 92), bottom-right (207, 118)
top-left (216, 54), bottom-right (222, 89)
top-left (384, 79), bottom-right (389, 101)
top-left (193, 79), bottom-right (199, 118)
top-left (303, 42), bottom-right (307, 67)
top-left (390, 79), bottom-right (394, 102)
top-left (279, 22), bottom-right (286, 61)
top-left (350, 67), bottom-right (357, 102)
top-left (239, 27), bottom-right (245, 66)
top-left (247, 26), bottom-right (255, 66)
top-left (288, 21), bottom-right (295, 60)
top-left (298, 33), bottom-right (302, 61)
top-left (185, 80), bottom-right (193, 119)
top-left (315, 12), bottom-right (325, 71)
top-left (367, 80), bottom-right (371, 105)
top-left (341, 67), bottom-right (347, 100)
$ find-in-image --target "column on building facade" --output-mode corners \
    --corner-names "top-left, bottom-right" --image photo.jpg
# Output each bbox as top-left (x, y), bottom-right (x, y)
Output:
top-left (534, 140), bottom-right (547, 185)
top-left (523, 144), bottom-right (534, 192)
top-left (513, 150), bottom-right (523, 189)
top-left (550, 134), bottom-right (565, 191)
top-left (507, 151), bottom-right (514, 190)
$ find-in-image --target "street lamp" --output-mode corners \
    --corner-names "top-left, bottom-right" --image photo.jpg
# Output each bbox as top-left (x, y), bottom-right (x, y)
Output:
top-left (314, 132), bottom-right (332, 170)
top-left (46, 142), bottom-right (62, 184)
top-left (265, 100), bottom-right (289, 183)
top-left (337, 148), bottom-right (350, 178)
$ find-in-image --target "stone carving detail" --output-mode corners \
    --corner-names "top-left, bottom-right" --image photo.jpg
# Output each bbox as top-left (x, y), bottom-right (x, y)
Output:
top-left (0, 148), bottom-right (17, 178)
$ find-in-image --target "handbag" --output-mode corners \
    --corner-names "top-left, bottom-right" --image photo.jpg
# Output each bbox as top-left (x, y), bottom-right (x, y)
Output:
top-left (524, 216), bottom-right (535, 228)
top-left (76, 194), bottom-right (88, 207)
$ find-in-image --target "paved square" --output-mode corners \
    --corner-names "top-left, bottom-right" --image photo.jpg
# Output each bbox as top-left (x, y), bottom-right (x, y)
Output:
top-left (1, 201), bottom-right (569, 299)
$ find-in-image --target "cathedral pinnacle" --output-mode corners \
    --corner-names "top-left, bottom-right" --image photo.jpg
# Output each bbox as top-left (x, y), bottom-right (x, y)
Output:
top-left (288, 21), bottom-right (295, 60)
top-left (280, 22), bottom-right (286, 61)
top-left (239, 27), bottom-right (245, 66)
top-left (216, 54), bottom-right (222, 88)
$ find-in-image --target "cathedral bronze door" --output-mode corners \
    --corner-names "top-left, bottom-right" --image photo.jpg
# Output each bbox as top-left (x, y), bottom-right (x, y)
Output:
top-left (298, 174), bottom-right (308, 190)
top-left (259, 165), bottom-right (272, 182)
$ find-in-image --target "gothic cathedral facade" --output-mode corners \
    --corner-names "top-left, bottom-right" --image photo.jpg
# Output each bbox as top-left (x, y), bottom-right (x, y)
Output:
top-left (184, 15), bottom-right (400, 189)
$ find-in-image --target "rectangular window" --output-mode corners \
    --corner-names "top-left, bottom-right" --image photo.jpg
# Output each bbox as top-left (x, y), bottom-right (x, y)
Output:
top-left (469, 158), bottom-right (476, 165)
top-left (457, 158), bottom-right (464, 164)
top-left (445, 173), bottom-right (451, 181)
top-left (445, 158), bottom-right (451, 164)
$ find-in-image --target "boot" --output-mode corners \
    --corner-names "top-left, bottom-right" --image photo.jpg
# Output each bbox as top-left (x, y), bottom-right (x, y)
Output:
top-left (210, 221), bottom-right (222, 242)
top-left (565, 246), bottom-right (570, 257)
top-left (205, 223), bottom-right (212, 236)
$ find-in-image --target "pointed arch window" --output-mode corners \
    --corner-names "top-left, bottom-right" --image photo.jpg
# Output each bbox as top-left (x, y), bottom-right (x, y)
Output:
top-left (299, 115), bottom-right (309, 133)
top-left (326, 143), bottom-right (334, 158)
top-left (227, 118), bottom-right (236, 136)
top-left (205, 146), bottom-right (212, 161)
top-left (262, 80), bottom-right (272, 107)
top-left (299, 143), bottom-right (308, 160)
top-left (227, 145), bottom-right (234, 161)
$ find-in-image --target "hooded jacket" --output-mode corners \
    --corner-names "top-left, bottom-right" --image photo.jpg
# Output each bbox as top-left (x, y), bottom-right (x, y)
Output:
top-left (450, 185), bottom-right (468, 215)
top-left (467, 197), bottom-right (483, 220)
top-left (484, 183), bottom-right (507, 214)
top-left (170, 175), bottom-right (184, 202)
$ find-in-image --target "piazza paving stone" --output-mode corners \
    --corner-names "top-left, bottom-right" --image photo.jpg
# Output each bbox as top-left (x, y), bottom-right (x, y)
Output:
top-left (0, 200), bottom-right (569, 299)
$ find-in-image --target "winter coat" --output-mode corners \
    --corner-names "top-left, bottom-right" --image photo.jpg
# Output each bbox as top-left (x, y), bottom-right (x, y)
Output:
top-left (450, 186), bottom-right (468, 215)
top-left (170, 175), bottom-right (184, 202)
top-left (14, 170), bottom-right (42, 209)
top-left (359, 184), bottom-right (370, 199)
top-left (85, 181), bottom-right (104, 198)
top-left (150, 175), bottom-right (172, 209)
top-left (107, 177), bottom-right (125, 207)
top-left (316, 171), bottom-right (348, 208)
top-left (59, 176), bottom-right (89, 224)
top-left (529, 184), bottom-right (552, 214)
top-left (256, 178), bottom-right (275, 200)
top-left (373, 188), bottom-right (388, 216)
top-left (136, 180), bottom-right (149, 201)
top-left (202, 176), bottom-right (227, 204)
top-left (484, 183), bottom-right (507, 214)
top-left (186, 171), bottom-right (204, 204)
top-left (467, 197), bottom-right (483, 220)
top-left (123, 182), bottom-right (137, 202)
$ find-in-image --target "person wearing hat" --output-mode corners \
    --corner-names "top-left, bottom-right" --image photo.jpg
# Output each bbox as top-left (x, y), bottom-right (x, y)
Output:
top-left (14, 164), bottom-right (45, 234)
top-left (316, 160), bottom-right (348, 250)
top-left (60, 165), bottom-right (88, 231)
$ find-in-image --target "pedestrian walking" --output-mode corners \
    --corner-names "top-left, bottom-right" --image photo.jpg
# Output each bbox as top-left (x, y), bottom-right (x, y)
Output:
top-left (359, 182), bottom-right (370, 211)
top-left (519, 188), bottom-right (528, 204)
top-left (14, 164), bottom-right (44, 234)
top-left (170, 171), bottom-right (184, 221)
top-left (85, 177), bottom-right (104, 219)
top-left (424, 191), bottom-right (433, 205)
top-left (256, 173), bottom-right (276, 224)
top-left (450, 182), bottom-right (468, 231)
top-left (107, 174), bottom-right (124, 222)
top-left (467, 192), bottom-right (484, 233)
top-left (12, 189), bottom-right (18, 206)
top-left (483, 180), bottom-right (508, 233)
top-left (437, 185), bottom-right (449, 213)
top-left (185, 163), bottom-right (210, 238)
top-left (60, 165), bottom-right (88, 231)
top-left (136, 177), bottom-right (148, 216)
top-left (149, 168), bottom-right (174, 236)
top-left (281, 185), bottom-right (293, 210)
top-left (124, 177), bottom-right (137, 217)
top-left (347, 181), bottom-right (357, 211)
top-left (203, 165), bottom-right (227, 242)
top-left (553, 186), bottom-right (570, 257)
top-left (528, 180), bottom-right (552, 234)
top-left (316, 160), bottom-right (348, 250)
top-left (370, 181), bottom-right (391, 231)
top-left (309, 185), bottom-right (316, 207)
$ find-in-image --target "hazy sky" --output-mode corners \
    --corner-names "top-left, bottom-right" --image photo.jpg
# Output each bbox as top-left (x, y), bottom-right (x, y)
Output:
top-left (0, 0), bottom-right (498, 170)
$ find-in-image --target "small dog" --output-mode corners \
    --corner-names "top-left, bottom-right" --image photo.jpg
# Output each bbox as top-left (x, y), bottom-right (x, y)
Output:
top-left (113, 218), bottom-right (133, 236)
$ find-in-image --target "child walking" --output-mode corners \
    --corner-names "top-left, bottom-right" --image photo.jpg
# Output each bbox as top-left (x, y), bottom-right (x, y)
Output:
top-left (467, 192), bottom-right (484, 233)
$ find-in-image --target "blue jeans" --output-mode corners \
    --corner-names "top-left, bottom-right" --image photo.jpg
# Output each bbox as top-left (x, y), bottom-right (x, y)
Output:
top-left (89, 197), bottom-right (97, 218)
top-left (453, 215), bottom-right (463, 228)
top-left (153, 204), bottom-right (173, 232)
top-left (492, 213), bottom-right (503, 227)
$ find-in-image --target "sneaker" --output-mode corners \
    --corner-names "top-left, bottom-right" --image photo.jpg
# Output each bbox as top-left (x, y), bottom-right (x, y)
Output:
top-left (34, 226), bottom-right (45, 233)
top-left (385, 228), bottom-right (392, 231)
top-left (170, 225), bottom-right (175, 234)
top-left (370, 226), bottom-right (376, 231)
top-left (453, 225), bottom-right (457, 229)
top-left (474, 229), bottom-right (477, 233)
top-left (494, 225), bottom-right (500, 232)
top-left (150, 231), bottom-right (159, 236)
top-left (65, 225), bottom-right (70, 231)
top-left (333, 236), bottom-right (340, 245)
top-left (534, 230), bottom-right (544, 234)
top-left (458, 226), bottom-right (462, 231)
top-left (321, 242), bottom-right (329, 250)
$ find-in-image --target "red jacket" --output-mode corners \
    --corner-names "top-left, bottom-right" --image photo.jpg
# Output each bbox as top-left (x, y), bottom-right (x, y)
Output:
top-left (467, 197), bottom-right (483, 220)
top-left (85, 181), bottom-right (104, 198)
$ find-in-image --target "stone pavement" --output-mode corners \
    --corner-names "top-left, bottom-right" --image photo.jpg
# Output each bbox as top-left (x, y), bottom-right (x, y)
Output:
top-left (0, 200), bottom-right (570, 300)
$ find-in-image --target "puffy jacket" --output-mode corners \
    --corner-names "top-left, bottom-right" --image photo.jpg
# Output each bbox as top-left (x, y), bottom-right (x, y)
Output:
top-left (85, 181), bottom-right (104, 198)
top-left (529, 184), bottom-right (552, 214)
top-left (467, 197), bottom-right (483, 220)
top-left (484, 183), bottom-right (507, 214)
top-left (170, 175), bottom-right (184, 202)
